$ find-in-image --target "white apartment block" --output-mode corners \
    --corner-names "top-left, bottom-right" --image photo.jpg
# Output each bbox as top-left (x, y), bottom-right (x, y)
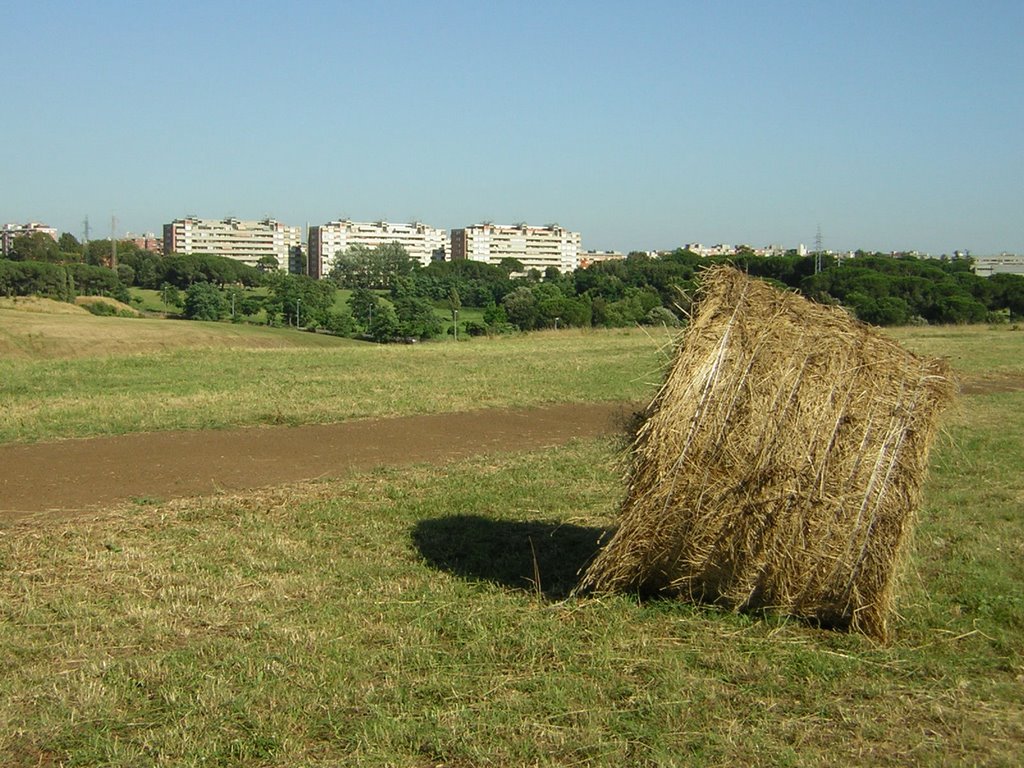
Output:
top-left (972, 253), bottom-right (1024, 277)
top-left (680, 243), bottom-right (788, 258)
top-left (2, 222), bottom-right (58, 255)
top-left (450, 223), bottom-right (581, 273)
top-left (308, 220), bottom-right (447, 278)
top-left (163, 217), bottom-right (303, 272)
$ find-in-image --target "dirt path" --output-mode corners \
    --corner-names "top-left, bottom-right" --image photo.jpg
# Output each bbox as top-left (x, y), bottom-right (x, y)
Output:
top-left (0, 401), bottom-right (641, 523)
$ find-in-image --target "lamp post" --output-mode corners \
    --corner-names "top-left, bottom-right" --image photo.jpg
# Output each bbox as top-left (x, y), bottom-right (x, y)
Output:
top-left (296, 297), bottom-right (301, 329)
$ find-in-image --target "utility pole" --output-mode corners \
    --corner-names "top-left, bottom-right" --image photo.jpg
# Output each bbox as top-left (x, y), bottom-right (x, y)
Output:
top-left (814, 224), bottom-right (823, 274)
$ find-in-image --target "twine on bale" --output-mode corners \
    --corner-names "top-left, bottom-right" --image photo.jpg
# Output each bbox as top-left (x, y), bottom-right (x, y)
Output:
top-left (576, 266), bottom-right (956, 640)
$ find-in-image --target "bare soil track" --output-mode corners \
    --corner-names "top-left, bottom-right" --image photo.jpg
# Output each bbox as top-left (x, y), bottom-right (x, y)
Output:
top-left (1, 373), bottom-right (1018, 526)
top-left (0, 402), bottom-right (640, 524)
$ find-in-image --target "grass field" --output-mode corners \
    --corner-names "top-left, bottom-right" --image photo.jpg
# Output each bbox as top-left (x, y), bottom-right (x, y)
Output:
top-left (0, 302), bottom-right (669, 444)
top-left (0, 305), bottom-right (1022, 766)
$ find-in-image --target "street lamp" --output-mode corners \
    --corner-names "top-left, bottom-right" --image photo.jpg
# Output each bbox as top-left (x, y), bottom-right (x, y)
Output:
top-left (296, 297), bottom-right (301, 329)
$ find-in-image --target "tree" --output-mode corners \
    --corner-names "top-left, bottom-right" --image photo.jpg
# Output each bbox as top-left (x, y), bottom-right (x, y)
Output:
top-left (394, 295), bottom-right (443, 340)
top-left (0, 260), bottom-right (67, 298)
top-left (323, 308), bottom-right (356, 336)
top-left (263, 273), bottom-right (336, 328)
top-left (256, 255), bottom-right (281, 273)
top-left (83, 239), bottom-right (142, 268)
top-left (118, 247), bottom-right (161, 287)
top-left (482, 300), bottom-right (509, 331)
top-left (377, 242), bottom-right (417, 287)
top-left (447, 286), bottom-right (461, 339)
top-left (7, 232), bottom-right (61, 262)
top-left (502, 286), bottom-right (538, 330)
top-left (348, 287), bottom-right (380, 329)
top-left (160, 282), bottom-right (182, 309)
top-left (330, 244), bottom-right (375, 288)
top-left (330, 242), bottom-right (418, 290)
top-left (58, 232), bottom-right (83, 256)
top-left (159, 253), bottom-right (262, 289)
top-left (183, 282), bottom-right (227, 321)
top-left (368, 303), bottom-right (400, 342)
top-left (990, 274), bottom-right (1024, 318)
top-left (69, 263), bottom-right (129, 302)
top-left (498, 257), bottom-right (525, 276)
top-left (116, 264), bottom-right (135, 287)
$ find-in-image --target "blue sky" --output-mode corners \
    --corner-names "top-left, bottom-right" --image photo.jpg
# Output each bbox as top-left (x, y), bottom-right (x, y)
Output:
top-left (2, 1), bottom-right (1021, 255)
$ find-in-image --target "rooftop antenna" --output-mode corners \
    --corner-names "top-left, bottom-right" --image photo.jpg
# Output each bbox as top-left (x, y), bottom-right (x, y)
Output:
top-left (814, 224), bottom-right (823, 274)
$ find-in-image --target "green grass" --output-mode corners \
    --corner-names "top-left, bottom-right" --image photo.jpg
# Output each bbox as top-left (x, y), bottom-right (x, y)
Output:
top-left (332, 287), bottom-right (353, 312)
top-left (2, 396), bottom-right (1022, 765)
top-left (888, 324), bottom-right (1024, 374)
top-left (0, 324), bottom-right (1022, 764)
top-left (0, 325), bottom-right (667, 444)
top-left (130, 288), bottom-right (181, 314)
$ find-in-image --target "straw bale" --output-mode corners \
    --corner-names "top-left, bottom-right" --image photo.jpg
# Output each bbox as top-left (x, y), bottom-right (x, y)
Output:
top-left (577, 266), bottom-right (955, 640)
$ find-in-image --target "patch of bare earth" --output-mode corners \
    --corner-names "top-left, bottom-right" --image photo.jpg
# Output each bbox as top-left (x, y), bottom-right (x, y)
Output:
top-left (958, 372), bottom-right (1024, 395)
top-left (0, 401), bottom-right (640, 524)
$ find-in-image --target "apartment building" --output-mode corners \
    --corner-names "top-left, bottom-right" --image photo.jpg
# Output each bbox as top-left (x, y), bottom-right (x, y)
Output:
top-left (1, 222), bottom-right (58, 255)
top-left (308, 220), bottom-right (447, 278)
top-left (972, 253), bottom-right (1024, 277)
top-left (163, 217), bottom-right (303, 272)
top-left (680, 243), bottom-right (789, 258)
top-left (126, 234), bottom-right (162, 254)
top-left (450, 223), bottom-right (581, 273)
top-left (579, 249), bottom-right (624, 268)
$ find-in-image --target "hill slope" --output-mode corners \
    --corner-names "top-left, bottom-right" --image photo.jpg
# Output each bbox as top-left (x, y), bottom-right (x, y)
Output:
top-left (0, 299), bottom-right (355, 359)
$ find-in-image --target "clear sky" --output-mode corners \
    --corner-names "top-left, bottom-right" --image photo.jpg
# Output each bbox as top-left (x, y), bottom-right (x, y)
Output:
top-left (2, 0), bottom-right (1021, 255)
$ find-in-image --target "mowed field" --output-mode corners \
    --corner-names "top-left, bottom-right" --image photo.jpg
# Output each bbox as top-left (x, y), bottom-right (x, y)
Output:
top-left (1, 300), bottom-right (1022, 766)
top-left (0, 298), bottom-right (665, 444)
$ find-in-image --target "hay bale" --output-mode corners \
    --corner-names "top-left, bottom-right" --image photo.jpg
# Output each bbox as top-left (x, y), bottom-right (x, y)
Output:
top-left (577, 266), bottom-right (955, 640)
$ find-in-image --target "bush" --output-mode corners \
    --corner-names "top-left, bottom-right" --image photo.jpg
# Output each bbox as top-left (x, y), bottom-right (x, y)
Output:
top-left (644, 306), bottom-right (681, 327)
top-left (183, 282), bottom-right (227, 321)
top-left (77, 298), bottom-right (138, 318)
top-left (323, 309), bottom-right (356, 336)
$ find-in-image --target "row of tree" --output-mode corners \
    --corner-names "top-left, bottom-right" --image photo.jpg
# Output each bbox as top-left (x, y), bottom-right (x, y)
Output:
top-left (4, 230), bottom-right (1024, 336)
top-left (0, 259), bottom-right (129, 303)
top-left (328, 244), bottom-right (1024, 331)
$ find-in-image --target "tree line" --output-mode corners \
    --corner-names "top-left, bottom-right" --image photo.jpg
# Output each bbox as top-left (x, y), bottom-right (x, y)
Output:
top-left (4, 231), bottom-right (1023, 338)
top-left (326, 245), bottom-right (1024, 331)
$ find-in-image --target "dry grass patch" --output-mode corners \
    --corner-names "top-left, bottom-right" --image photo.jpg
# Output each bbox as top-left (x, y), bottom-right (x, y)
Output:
top-left (0, 296), bottom-right (88, 314)
top-left (0, 308), bottom-right (356, 361)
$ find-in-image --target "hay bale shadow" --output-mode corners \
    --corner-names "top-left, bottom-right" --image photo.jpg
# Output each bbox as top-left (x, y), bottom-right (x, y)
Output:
top-left (412, 515), bottom-right (608, 600)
